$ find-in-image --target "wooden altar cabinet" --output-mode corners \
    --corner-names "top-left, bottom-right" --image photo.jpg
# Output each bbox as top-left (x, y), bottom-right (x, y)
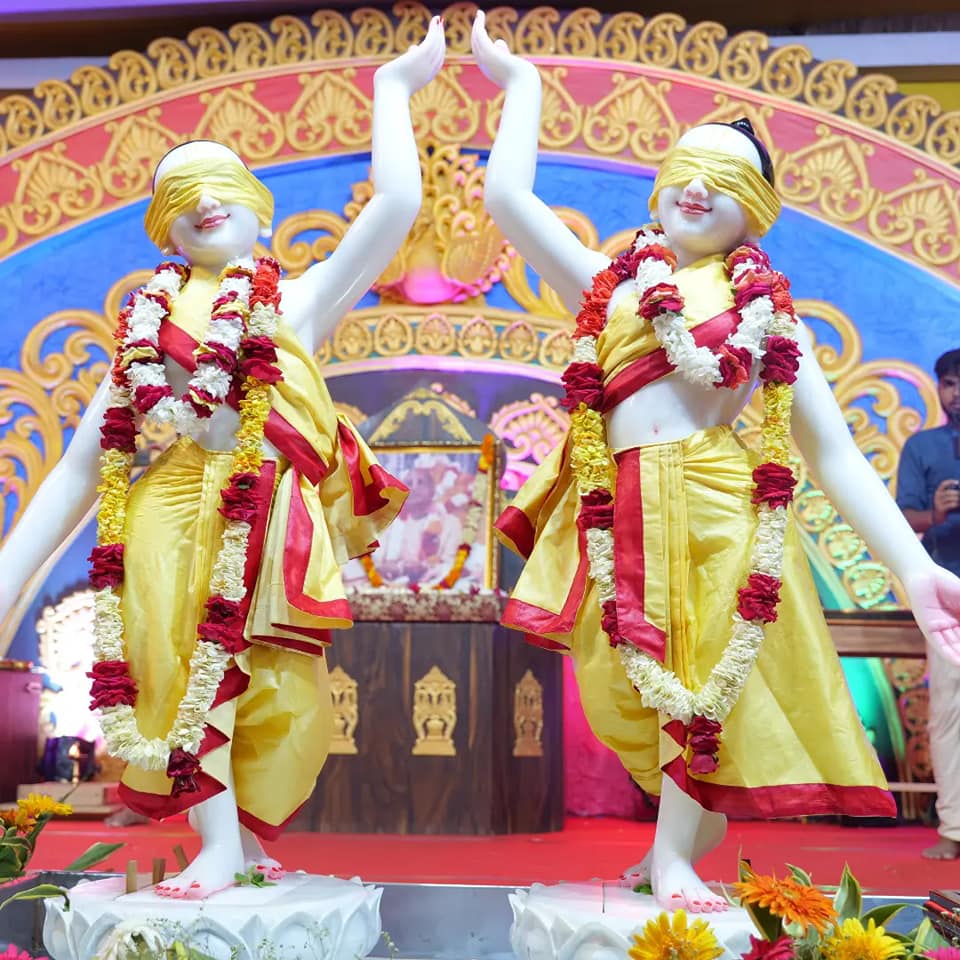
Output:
top-left (293, 590), bottom-right (564, 835)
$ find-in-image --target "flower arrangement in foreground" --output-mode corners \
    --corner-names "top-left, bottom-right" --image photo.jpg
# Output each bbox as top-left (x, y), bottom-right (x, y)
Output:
top-left (627, 862), bottom-right (953, 960)
top-left (0, 793), bottom-right (121, 915)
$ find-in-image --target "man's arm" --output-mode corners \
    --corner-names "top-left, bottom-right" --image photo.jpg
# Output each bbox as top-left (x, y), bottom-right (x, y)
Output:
top-left (897, 434), bottom-right (960, 533)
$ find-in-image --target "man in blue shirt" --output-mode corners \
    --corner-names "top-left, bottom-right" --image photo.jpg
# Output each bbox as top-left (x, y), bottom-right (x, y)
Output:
top-left (897, 348), bottom-right (960, 859)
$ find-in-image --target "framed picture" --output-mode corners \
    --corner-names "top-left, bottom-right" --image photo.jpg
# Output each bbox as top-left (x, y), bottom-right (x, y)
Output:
top-left (342, 442), bottom-right (499, 592)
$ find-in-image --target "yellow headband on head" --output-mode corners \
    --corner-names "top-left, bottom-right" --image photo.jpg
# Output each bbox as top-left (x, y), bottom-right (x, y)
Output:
top-left (648, 147), bottom-right (781, 237)
top-left (144, 157), bottom-right (275, 250)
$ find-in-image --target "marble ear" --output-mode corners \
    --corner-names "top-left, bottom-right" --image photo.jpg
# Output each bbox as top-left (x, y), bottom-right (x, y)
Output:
top-left (259, 226), bottom-right (273, 240)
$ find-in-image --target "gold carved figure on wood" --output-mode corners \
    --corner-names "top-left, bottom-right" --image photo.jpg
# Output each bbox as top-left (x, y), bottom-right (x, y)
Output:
top-left (513, 668), bottom-right (544, 757)
top-left (328, 665), bottom-right (359, 755)
top-left (412, 665), bottom-right (457, 756)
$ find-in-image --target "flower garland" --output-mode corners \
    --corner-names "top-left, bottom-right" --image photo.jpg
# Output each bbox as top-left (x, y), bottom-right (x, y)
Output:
top-left (563, 227), bottom-right (801, 773)
top-left (360, 433), bottom-right (496, 592)
top-left (88, 257), bottom-right (283, 796)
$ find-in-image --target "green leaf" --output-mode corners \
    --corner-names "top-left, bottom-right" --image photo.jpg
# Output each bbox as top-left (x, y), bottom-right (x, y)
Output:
top-left (736, 861), bottom-right (783, 942)
top-left (63, 841), bottom-right (125, 872)
top-left (0, 883), bottom-right (70, 912)
top-left (861, 903), bottom-right (908, 929)
top-left (909, 917), bottom-right (949, 953)
top-left (785, 863), bottom-right (813, 886)
top-left (632, 883), bottom-right (653, 895)
top-left (832, 864), bottom-right (862, 922)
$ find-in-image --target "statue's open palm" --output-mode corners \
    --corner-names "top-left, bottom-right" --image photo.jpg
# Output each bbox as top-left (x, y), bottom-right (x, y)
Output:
top-left (907, 566), bottom-right (960, 665)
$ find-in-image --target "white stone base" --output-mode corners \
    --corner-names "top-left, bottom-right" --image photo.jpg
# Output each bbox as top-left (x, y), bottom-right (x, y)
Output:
top-left (43, 873), bottom-right (382, 960)
top-left (510, 881), bottom-right (756, 960)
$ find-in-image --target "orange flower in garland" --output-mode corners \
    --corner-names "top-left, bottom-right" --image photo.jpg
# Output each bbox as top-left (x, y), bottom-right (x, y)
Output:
top-left (733, 868), bottom-right (838, 935)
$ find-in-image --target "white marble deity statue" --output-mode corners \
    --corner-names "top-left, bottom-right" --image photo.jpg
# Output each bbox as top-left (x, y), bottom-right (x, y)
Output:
top-left (0, 17), bottom-right (446, 903)
top-left (472, 10), bottom-right (960, 915)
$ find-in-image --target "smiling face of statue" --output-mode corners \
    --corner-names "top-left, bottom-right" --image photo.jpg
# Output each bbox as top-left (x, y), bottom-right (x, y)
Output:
top-left (655, 124), bottom-right (763, 267)
top-left (154, 142), bottom-right (266, 270)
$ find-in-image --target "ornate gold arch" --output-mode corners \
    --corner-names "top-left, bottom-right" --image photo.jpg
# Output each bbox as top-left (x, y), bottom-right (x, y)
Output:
top-left (1, 4), bottom-right (959, 282)
top-left (1, 4), bottom-right (957, 651)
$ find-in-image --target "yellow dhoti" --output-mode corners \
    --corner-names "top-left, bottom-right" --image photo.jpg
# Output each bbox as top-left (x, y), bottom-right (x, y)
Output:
top-left (496, 258), bottom-right (894, 819)
top-left (116, 269), bottom-right (406, 835)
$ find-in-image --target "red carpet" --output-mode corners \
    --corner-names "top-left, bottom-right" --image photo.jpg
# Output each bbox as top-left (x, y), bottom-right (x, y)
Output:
top-left (29, 816), bottom-right (958, 895)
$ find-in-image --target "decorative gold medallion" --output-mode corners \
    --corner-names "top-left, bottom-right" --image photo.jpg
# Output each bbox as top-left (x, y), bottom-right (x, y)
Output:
top-left (328, 664), bottom-right (359, 755)
top-left (513, 669), bottom-right (545, 757)
top-left (411, 665), bottom-right (457, 756)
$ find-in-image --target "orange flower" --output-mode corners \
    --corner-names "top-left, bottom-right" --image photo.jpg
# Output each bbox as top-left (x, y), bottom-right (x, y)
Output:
top-left (733, 869), bottom-right (837, 935)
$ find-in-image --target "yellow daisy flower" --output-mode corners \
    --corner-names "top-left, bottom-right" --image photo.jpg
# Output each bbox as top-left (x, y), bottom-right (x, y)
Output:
top-left (629, 909), bottom-right (724, 960)
top-left (17, 793), bottom-right (73, 819)
top-left (821, 918), bottom-right (905, 960)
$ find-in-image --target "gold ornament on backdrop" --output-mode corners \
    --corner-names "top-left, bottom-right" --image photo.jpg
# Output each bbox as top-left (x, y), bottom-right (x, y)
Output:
top-left (411, 666), bottom-right (457, 756)
top-left (329, 665), bottom-right (360, 755)
top-left (513, 669), bottom-right (545, 757)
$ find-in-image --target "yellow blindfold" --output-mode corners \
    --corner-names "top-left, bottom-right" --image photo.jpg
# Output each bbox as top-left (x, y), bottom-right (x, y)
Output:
top-left (144, 158), bottom-right (274, 250)
top-left (648, 147), bottom-right (781, 237)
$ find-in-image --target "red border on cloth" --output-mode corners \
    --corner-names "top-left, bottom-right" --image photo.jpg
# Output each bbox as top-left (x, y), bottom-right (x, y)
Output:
top-left (281, 472), bottom-right (353, 622)
top-left (601, 309), bottom-right (741, 413)
top-left (495, 505), bottom-right (535, 559)
top-left (501, 527), bottom-right (590, 638)
top-left (612, 448), bottom-right (667, 661)
top-left (662, 753), bottom-right (898, 820)
top-left (336, 421), bottom-right (408, 517)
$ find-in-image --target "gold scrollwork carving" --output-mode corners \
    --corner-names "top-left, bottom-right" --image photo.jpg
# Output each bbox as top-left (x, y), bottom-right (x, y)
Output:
top-left (274, 14), bottom-right (315, 63)
top-left (229, 22), bottom-right (276, 72)
top-left (1, 3), bottom-right (959, 178)
top-left (513, 669), bottom-right (545, 757)
top-left (582, 74), bottom-right (679, 161)
top-left (351, 6), bottom-right (395, 58)
top-left (777, 129), bottom-right (875, 224)
top-left (271, 210), bottom-right (350, 278)
top-left (514, 7), bottom-right (561, 56)
top-left (885, 95), bottom-right (941, 148)
top-left (72, 65), bottom-right (120, 117)
top-left (866, 173), bottom-right (960, 267)
top-left (638, 12), bottom-right (685, 68)
top-left (147, 37), bottom-right (196, 89)
top-left (411, 665), bottom-right (457, 756)
top-left (329, 664), bottom-right (360, 755)
top-left (109, 50), bottom-right (158, 103)
top-left (11, 143), bottom-right (104, 236)
top-left (412, 66), bottom-right (481, 144)
top-left (760, 44), bottom-right (811, 100)
top-left (557, 8), bottom-right (602, 58)
top-left (309, 11), bottom-right (351, 61)
top-left (286, 70), bottom-right (372, 153)
top-left (678, 21), bottom-right (726, 77)
top-left (539, 68), bottom-right (583, 149)
top-left (926, 112), bottom-right (960, 166)
top-left (368, 392), bottom-right (474, 444)
top-left (34, 80), bottom-right (82, 131)
top-left (598, 11), bottom-right (645, 61)
top-left (718, 31), bottom-right (767, 89)
top-left (188, 27), bottom-right (234, 79)
top-left (845, 74), bottom-right (897, 129)
top-left (97, 111), bottom-right (179, 199)
top-left (194, 84), bottom-right (285, 160)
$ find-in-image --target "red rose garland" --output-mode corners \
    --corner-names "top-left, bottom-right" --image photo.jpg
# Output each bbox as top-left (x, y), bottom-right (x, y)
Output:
top-left (565, 227), bottom-right (800, 774)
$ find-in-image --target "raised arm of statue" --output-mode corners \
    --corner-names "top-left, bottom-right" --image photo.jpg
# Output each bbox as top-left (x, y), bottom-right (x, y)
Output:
top-left (0, 377), bottom-right (109, 626)
top-left (790, 323), bottom-right (960, 663)
top-left (282, 16), bottom-right (446, 353)
top-left (471, 11), bottom-right (606, 313)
